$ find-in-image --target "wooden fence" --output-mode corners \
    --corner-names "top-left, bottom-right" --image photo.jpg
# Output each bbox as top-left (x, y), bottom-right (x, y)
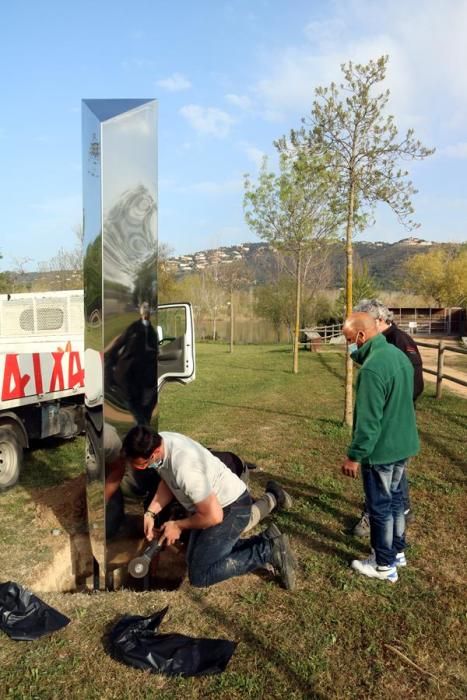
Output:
top-left (417, 340), bottom-right (467, 398)
top-left (301, 324), bottom-right (343, 346)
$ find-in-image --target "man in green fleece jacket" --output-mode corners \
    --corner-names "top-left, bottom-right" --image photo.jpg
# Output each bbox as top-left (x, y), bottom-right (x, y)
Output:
top-left (341, 312), bottom-right (420, 583)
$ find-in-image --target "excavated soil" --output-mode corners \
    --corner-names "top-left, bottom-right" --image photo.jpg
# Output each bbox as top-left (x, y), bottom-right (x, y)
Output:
top-left (29, 475), bottom-right (187, 592)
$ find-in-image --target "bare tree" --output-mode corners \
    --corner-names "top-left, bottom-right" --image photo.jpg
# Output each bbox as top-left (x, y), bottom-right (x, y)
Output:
top-left (217, 260), bottom-right (254, 352)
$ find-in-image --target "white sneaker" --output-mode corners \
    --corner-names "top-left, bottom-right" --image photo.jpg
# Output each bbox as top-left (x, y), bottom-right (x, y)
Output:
top-left (368, 549), bottom-right (407, 568)
top-left (395, 552), bottom-right (407, 567)
top-left (351, 557), bottom-right (398, 583)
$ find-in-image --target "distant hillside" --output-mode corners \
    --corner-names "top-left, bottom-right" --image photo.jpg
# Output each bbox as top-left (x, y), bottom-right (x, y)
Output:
top-left (168, 237), bottom-right (459, 289)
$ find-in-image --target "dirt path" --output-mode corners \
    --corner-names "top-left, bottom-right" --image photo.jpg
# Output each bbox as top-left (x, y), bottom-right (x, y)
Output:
top-left (416, 337), bottom-right (467, 399)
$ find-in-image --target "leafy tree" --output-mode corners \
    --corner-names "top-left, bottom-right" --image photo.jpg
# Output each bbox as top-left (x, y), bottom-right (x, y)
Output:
top-left (279, 55), bottom-right (435, 422)
top-left (403, 246), bottom-right (467, 308)
top-left (244, 153), bottom-right (339, 373)
top-left (335, 261), bottom-right (378, 318)
top-left (255, 276), bottom-right (298, 343)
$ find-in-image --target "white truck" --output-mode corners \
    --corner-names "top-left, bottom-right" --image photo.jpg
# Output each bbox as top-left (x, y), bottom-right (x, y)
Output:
top-left (0, 290), bottom-right (196, 490)
top-left (0, 290), bottom-right (86, 489)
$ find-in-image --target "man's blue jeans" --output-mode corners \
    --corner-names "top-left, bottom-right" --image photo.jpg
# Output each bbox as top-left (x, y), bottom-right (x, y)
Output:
top-left (186, 491), bottom-right (273, 587)
top-left (362, 459), bottom-right (407, 567)
top-left (363, 468), bottom-right (410, 514)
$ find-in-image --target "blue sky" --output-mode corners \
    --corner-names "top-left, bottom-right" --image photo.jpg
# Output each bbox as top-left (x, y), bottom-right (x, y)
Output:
top-left (1, 0), bottom-right (466, 272)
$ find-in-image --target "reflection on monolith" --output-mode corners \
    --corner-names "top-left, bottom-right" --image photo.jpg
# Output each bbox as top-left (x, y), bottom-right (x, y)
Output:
top-left (82, 98), bottom-right (157, 588)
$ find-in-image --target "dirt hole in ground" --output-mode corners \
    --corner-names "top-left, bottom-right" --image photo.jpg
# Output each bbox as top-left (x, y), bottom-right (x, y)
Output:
top-left (29, 478), bottom-right (187, 593)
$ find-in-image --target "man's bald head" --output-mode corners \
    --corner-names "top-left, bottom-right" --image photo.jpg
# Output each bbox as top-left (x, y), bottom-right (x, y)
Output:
top-left (343, 312), bottom-right (379, 346)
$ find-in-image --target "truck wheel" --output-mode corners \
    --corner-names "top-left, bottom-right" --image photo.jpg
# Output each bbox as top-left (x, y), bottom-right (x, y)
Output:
top-left (86, 432), bottom-right (102, 480)
top-left (0, 428), bottom-right (23, 491)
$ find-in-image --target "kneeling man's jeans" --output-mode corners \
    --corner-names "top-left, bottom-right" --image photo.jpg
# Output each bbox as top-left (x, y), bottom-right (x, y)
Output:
top-left (362, 459), bottom-right (407, 567)
top-left (186, 491), bottom-right (272, 587)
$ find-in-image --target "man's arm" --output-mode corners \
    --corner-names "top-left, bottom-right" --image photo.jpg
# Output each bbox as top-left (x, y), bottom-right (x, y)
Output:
top-left (104, 457), bottom-right (126, 503)
top-left (144, 480), bottom-right (175, 540)
top-left (341, 457), bottom-right (360, 479)
top-left (346, 368), bottom-right (385, 463)
top-left (158, 493), bottom-right (224, 546)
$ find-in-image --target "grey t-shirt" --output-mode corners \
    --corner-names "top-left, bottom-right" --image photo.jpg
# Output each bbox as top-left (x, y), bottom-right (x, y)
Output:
top-left (155, 432), bottom-right (247, 512)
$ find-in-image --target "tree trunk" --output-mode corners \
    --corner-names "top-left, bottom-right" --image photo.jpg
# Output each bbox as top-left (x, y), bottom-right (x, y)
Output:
top-left (229, 289), bottom-right (234, 353)
top-left (293, 249), bottom-right (302, 374)
top-left (344, 180), bottom-right (355, 426)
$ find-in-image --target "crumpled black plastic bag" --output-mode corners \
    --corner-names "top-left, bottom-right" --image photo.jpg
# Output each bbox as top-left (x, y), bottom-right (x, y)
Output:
top-left (0, 581), bottom-right (70, 641)
top-left (108, 605), bottom-right (236, 676)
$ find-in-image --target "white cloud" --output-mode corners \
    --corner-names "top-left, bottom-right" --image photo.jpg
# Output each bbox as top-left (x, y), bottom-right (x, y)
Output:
top-left (225, 93), bottom-right (252, 110)
top-left (303, 17), bottom-right (345, 46)
top-left (244, 144), bottom-right (266, 170)
top-left (180, 104), bottom-right (235, 137)
top-left (438, 142), bottom-right (467, 159)
top-left (252, 0), bottom-right (467, 138)
top-left (157, 72), bottom-right (192, 92)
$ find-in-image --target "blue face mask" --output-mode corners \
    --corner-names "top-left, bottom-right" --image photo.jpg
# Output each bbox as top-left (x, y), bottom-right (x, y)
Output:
top-left (149, 458), bottom-right (164, 470)
top-left (348, 342), bottom-right (358, 355)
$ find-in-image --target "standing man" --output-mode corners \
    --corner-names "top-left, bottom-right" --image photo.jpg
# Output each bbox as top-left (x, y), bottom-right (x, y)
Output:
top-left (121, 426), bottom-right (297, 590)
top-left (105, 301), bottom-right (158, 425)
top-left (341, 312), bottom-right (419, 583)
top-left (351, 299), bottom-right (423, 536)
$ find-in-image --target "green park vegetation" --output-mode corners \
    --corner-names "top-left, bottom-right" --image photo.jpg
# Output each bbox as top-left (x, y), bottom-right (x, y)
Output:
top-left (1, 343), bottom-right (466, 699)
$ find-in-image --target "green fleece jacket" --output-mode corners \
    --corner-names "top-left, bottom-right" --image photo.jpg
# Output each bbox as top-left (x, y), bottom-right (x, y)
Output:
top-left (347, 333), bottom-right (420, 465)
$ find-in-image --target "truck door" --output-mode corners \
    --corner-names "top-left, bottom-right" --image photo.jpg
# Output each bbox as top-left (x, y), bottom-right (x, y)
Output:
top-left (157, 302), bottom-right (196, 390)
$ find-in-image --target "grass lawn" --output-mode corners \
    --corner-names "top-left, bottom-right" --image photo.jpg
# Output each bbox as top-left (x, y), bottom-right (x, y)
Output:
top-left (0, 343), bottom-right (466, 699)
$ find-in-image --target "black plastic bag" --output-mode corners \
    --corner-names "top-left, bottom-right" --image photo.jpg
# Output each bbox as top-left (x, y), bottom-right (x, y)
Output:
top-left (0, 581), bottom-right (70, 641)
top-left (108, 606), bottom-right (236, 676)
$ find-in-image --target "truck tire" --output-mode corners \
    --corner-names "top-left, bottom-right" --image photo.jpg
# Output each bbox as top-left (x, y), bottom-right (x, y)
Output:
top-left (85, 429), bottom-right (102, 481)
top-left (0, 427), bottom-right (23, 491)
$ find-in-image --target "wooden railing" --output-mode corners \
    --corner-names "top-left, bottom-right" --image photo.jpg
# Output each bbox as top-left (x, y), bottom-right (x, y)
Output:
top-left (417, 340), bottom-right (467, 398)
top-left (301, 324), bottom-right (343, 345)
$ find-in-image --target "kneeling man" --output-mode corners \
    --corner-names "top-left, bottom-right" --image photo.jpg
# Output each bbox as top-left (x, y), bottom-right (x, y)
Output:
top-left (122, 427), bottom-right (296, 590)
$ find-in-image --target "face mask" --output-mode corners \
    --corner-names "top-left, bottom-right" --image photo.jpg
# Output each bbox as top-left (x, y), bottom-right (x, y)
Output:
top-left (348, 342), bottom-right (358, 355)
top-left (142, 319), bottom-right (150, 326)
top-left (149, 458), bottom-right (164, 469)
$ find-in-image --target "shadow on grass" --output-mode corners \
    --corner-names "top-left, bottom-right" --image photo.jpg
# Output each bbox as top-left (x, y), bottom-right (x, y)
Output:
top-left (251, 470), bottom-right (368, 562)
top-left (285, 514), bottom-right (368, 564)
top-left (316, 352), bottom-right (346, 383)
top-left (187, 590), bottom-right (327, 698)
top-left (421, 399), bottom-right (467, 432)
top-left (418, 429), bottom-right (467, 477)
top-left (254, 470), bottom-right (362, 513)
top-left (209, 362), bottom-right (290, 375)
top-left (201, 398), bottom-right (309, 420)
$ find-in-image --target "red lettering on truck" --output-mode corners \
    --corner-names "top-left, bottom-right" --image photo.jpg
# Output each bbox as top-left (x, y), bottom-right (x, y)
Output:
top-left (1, 354), bottom-right (31, 400)
top-left (68, 351), bottom-right (84, 388)
top-left (32, 353), bottom-right (44, 394)
top-left (49, 352), bottom-right (65, 392)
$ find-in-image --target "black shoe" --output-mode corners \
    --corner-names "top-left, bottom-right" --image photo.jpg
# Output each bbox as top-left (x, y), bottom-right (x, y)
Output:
top-left (266, 480), bottom-right (293, 510)
top-left (264, 523), bottom-right (296, 590)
